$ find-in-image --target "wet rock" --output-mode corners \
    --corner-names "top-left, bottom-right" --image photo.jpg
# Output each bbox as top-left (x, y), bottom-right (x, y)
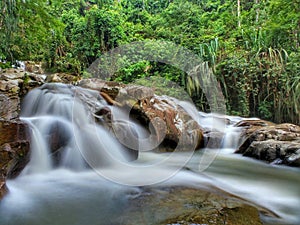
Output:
top-left (0, 180), bottom-right (8, 199)
top-left (236, 123), bottom-right (300, 166)
top-left (121, 87), bottom-right (204, 151)
top-left (0, 119), bottom-right (30, 179)
top-left (78, 79), bottom-right (204, 151)
top-left (204, 131), bottom-right (225, 148)
top-left (123, 187), bottom-right (264, 225)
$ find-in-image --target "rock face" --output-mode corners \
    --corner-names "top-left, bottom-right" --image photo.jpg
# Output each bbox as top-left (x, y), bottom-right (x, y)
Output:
top-left (0, 120), bottom-right (30, 179)
top-left (236, 123), bottom-right (300, 166)
top-left (78, 79), bottom-right (204, 151)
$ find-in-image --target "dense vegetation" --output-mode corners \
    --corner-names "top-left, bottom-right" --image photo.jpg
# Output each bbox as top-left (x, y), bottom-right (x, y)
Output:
top-left (0, 0), bottom-right (299, 123)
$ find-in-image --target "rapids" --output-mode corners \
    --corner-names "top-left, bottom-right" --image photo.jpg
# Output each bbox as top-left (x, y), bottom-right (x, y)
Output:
top-left (0, 83), bottom-right (299, 225)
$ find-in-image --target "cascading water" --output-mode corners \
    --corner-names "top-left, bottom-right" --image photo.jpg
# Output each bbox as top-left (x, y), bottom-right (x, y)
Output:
top-left (0, 83), bottom-right (299, 225)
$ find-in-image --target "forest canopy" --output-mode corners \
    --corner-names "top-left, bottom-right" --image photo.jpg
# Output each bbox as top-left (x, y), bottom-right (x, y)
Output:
top-left (0, 0), bottom-right (299, 123)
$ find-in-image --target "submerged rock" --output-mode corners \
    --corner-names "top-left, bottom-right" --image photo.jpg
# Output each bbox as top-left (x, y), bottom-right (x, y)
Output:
top-left (236, 123), bottom-right (300, 166)
top-left (123, 187), bottom-right (264, 225)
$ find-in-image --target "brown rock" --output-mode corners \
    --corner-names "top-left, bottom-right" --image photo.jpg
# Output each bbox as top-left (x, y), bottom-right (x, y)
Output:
top-left (117, 86), bottom-right (204, 151)
top-left (78, 79), bottom-right (204, 151)
top-left (0, 179), bottom-right (8, 199)
top-left (0, 120), bottom-right (30, 179)
top-left (235, 119), bottom-right (275, 138)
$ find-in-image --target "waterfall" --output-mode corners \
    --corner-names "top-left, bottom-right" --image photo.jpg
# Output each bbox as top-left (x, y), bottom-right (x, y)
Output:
top-left (0, 83), bottom-right (299, 225)
top-left (20, 83), bottom-right (132, 174)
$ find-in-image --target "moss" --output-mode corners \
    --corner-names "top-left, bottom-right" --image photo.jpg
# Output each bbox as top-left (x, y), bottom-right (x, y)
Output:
top-left (123, 187), bottom-right (264, 225)
top-left (23, 73), bottom-right (30, 85)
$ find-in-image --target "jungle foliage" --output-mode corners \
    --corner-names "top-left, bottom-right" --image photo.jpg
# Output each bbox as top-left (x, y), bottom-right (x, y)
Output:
top-left (0, 0), bottom-right (299, 123)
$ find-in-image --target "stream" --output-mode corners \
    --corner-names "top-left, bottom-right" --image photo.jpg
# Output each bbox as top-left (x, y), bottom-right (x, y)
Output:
top-left (0, 83), bottom-right (299, 225)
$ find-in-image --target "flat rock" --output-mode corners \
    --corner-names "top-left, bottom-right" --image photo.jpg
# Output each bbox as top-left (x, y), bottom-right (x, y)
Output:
top-left (236, 123), bottom-right (300, 166)
top-left (122, 187), bottom-right (264, 225)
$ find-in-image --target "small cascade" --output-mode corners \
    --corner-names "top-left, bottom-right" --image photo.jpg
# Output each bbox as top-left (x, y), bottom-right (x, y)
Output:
top-left (197, 112), bottom-right (244, 151)
top-left (20, 83), bottom-right (132, 174)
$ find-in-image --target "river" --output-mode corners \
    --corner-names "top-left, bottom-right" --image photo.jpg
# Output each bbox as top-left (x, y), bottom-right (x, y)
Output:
top-left (0, 83), bottom-right (299, 225)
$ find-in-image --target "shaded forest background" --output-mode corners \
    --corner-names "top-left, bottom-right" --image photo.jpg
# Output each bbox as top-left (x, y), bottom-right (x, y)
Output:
top-left (0, 0), bottom-right (299, 123)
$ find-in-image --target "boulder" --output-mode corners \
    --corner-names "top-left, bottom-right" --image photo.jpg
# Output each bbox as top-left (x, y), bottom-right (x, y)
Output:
top-left (235, 119), bottom-right (275, 138)
top-left (124, 187), bottom-right (264, 225)
top-left (236, 123), bottom-right (300, 166)
top-left (78, 79), bottom-right (204, 151)
top-left (0, 119), bottom-right (30, 179)
top-left (127, 93), bottom-right (204, 151)
top-left (203, 131), bottom-right (225, 148)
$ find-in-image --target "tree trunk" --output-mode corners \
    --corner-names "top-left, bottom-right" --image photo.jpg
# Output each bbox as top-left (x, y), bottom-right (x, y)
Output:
top-left (237, 0), bottom-right (241, 28)
top-left (255, 0), bottom-right (260, 24)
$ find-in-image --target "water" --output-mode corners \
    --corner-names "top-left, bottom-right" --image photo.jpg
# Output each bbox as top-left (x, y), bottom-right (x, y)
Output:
top-left (0, 83), bottom-right (299, 225)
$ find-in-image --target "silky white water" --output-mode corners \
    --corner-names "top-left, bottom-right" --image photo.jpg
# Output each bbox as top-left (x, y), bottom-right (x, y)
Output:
top-left (0, 83), bottom-right (299, 225)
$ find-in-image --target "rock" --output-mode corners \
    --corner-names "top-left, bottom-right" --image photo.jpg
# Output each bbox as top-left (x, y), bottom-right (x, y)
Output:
top-left (46, 73), bottom-right (80, 83)
top-left (236, 123), bottom-right (300, 166)
top-left (203, 131), bottom-right (225, 148)
top-left (78, 79), bottom-right (204, 151)
top-left (235, 119), bottom-right (275, 138)
top-left (0, 68), bottom-right (79, 120)
top-left (0, 69), bottom-right (23, 120)
top-left (123, 86), bottom-right (204, 151)
top-left (78, 78), bottom-right (125, 99)
top-left (24, 61), bottom-right (44, 74)
top-left (123, 187), bottom-right (264, 225)
top-left (0, 119), bottom-right (30, 179)
top-left (0, 68), bottom-right (47, 120)
top-left (0, 180), bottom-right (8, 199)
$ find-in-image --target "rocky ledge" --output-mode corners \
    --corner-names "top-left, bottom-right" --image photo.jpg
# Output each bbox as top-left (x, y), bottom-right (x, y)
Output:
top-left (236, 120), bottom-right (300, 166)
